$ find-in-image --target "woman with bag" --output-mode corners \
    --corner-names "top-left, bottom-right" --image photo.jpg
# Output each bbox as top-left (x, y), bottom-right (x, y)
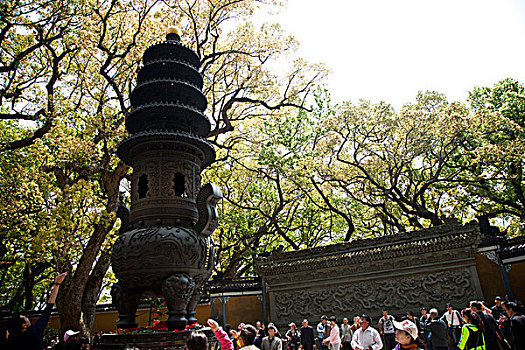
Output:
top-left (286, 323), bottom-right (300, 350)
top-left (458, 309), bottom-right (485, 350)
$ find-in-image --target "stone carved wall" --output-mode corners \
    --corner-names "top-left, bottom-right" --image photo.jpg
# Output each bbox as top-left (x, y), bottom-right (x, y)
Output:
top-left (256, 223), bottom-right (484, 326)
top-left (273, 270), bottom-right (476, 320)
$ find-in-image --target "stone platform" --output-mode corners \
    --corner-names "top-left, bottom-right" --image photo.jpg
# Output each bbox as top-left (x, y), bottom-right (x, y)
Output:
top-left (98, 328), bottom-right (218, 350)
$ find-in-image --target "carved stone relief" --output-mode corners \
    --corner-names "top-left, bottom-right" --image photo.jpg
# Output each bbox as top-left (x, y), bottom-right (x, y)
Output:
top-left (272, 270), bottom-right (477, 321)
top-left (482, 251), bottom-right (499, 264)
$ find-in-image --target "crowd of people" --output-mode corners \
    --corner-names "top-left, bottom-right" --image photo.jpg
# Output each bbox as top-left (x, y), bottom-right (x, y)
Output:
top-left (211, 298), bottom-right (524, 350)
top-left (2, 271), bottom-right (524, 350)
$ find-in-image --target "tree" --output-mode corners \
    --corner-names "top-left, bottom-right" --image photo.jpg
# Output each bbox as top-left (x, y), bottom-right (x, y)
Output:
top-left (205, 90), bottom-right (342, 277)
top-left (0, 0), bottom-right (80, 151)
top-left (464, 78), bottom-right (525, 233)
top-left (0, 0), bottom-right (326, 335)
top-left (310, 93), bottom-right (478, 234)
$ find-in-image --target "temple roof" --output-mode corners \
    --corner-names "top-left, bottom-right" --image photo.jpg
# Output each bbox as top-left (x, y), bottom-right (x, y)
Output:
top-left (205, 276), bottom-right (262, 295)
top-left (500, 235), bottom-right (525, 261)
top-left (255, 223), bottom-right (480, 276)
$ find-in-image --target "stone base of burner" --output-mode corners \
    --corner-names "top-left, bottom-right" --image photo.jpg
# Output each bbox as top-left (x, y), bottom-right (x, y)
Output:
top-left (97, 328), bottom-right (218, 350)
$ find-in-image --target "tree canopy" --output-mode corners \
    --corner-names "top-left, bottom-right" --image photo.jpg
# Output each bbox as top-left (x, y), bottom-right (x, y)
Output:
top-left (1, 0), bottom-right (524, 336)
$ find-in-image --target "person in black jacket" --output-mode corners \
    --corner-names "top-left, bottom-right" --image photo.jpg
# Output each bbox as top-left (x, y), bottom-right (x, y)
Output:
top-left (470, 300), bottom-right (504, 350)
top-left (426, 309), bottom-right (448, 350)
top-left (491, 297), bottom-right (506, 321)
top-left (503, 301), bottom-right (525, 350)
top-left (300, 319), bottom-right (315, 350)
top-left (4, 272), bottom-right (67, 350)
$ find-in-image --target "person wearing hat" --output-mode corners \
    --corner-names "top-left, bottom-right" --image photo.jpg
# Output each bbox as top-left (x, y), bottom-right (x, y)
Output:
top-left (323, 316), bottom-right (341, 350)
top-left (351, 315), bottom-right (383, 350)
top-left (393, 319), bottom-right (425, 350)
top-left (286, 323), bottom-right (300, 350)
top-left (4, 272), bottom-right (67, 350)
top-left (261, 325), bottom-right (283, 350)
top-left (64, 330), bottom-right (81, 350)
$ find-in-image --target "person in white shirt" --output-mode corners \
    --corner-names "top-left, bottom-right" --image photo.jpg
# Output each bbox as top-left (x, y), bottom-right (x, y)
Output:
top-left (378, 310), bottom-right (396, 350)
top-left (351, 315), bottom-right (383, 350)
top-left (440, 303), bottom-right (462, 348)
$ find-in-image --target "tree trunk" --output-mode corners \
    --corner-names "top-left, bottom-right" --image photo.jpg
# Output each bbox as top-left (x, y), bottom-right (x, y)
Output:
top-left (82, 249), bottom-right (112, 331)
top-left (23, 262), bottom-right (35, 310)
top-left (56, 164), bottom-right (128, 336)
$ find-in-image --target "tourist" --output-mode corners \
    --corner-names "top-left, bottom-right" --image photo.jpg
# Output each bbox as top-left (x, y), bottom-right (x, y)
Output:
top-left (340, 317), bottom-right (353, 350)
top-left (350, 316), bottom-right (361, 332)
top-left (440, 303), bottom-right (462, 348)
top-left (406, 312), bottom-right (421, 338)
top-left (231, 324), bottom-right (259, 350)
top-left (4, 272), bottom-right (67, 350)
top-left (286, 323), bottom-right (300, 350)
top-left (225, 324), bottom-right (233, 337)
top-left (224, 324), bottom-right (239, 350)
top-left (317, 316), bottom-right (328, 350)
top-left (261, 325), bottom-right (283, 350)
top-left (64, 330), bottom-right (81, 350)
top-left (491, 297), bottom-right (505, 321)
top-left (268, 323), bottom-right (282, 338)
top-left (351, 314), bottom-right (382, 350)
top-left (254, 321), bottom-right (266, 348)
top-left (457, 309), bottom-right (485, 350)
top-left (323, 316), bottom-right (332, 350)
top-left (92, 330), bottom-right (103, 350)
top-left (378, 310), bottom-right (396, 350)
top-left (207, 319), bottom-right (234, 350)
top-left (502, 301), bottom-right (525, 350)
top-left (425, 309), bottom-right (448, 350)
top-left (419, 308), bottom-right (432, 350)
top-left (257, 321), bottom-right (267, 338)
top-left (300, 319), bottom-right (315, 350)
top-left (499, 313), bottom-right (513, 349)
top-left (470, 300), bottom-right (503, 350)
top-left (185, 332), bottom-right (209, 350)
top-left (323, 316), bottom-right (340, 350)
top-left (393, 319), bottom-right (424, 350)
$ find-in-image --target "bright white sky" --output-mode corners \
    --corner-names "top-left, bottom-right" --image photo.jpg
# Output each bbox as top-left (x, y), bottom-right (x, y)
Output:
top-left (256, 0), bottom-right (525, 109)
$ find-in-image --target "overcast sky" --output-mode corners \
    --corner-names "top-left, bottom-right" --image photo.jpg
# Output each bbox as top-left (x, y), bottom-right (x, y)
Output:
top-left (256, 0), bottom-right (525, 109)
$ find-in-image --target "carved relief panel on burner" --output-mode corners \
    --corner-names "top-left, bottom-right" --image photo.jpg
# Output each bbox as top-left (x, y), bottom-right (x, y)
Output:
top-left (164, 160), bottom-right (201, 198)
top-left (131, 157), bottom-right (202, 202)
